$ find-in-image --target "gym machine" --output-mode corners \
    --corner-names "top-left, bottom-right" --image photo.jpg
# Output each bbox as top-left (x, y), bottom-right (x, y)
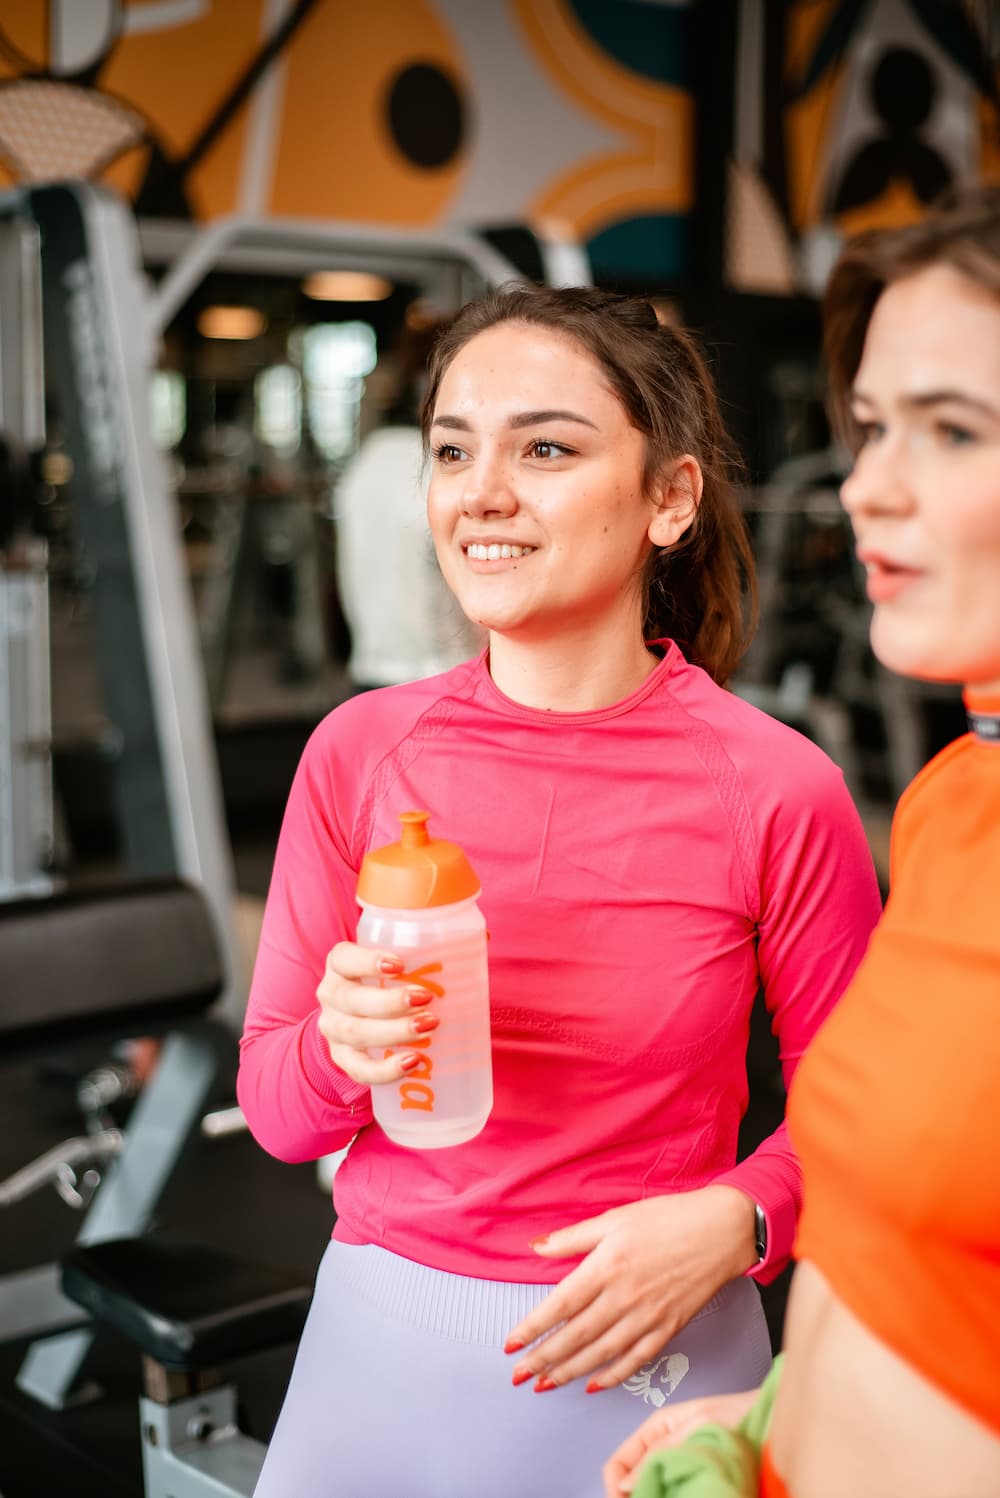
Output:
top-left (0, 880), bottom-right (311, 1498)
top-left (0, 182), bottom-right (246, 1025)
top-left (62, 1236), bottom-right (310, 1498)
top-left (0, 212), bottom-right (51, 901)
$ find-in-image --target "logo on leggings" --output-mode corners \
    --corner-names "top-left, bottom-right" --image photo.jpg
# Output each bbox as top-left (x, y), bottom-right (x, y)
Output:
top-left (624, 1353), bottom-right (690, 1407)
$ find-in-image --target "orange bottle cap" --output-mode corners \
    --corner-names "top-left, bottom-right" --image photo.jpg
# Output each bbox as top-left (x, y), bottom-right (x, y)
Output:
top-left (356, 811), bottom-right (481, 909)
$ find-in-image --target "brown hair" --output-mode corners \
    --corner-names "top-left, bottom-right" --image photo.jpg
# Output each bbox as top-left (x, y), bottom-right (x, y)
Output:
top-left (824, 186), bottom-right (1000, 450)
top-left (420, 284), bottom-right (757, 685)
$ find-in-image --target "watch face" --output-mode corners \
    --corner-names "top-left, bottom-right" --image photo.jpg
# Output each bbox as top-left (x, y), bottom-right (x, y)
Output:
top-left (754, 1205), bottom-right (767, 1259)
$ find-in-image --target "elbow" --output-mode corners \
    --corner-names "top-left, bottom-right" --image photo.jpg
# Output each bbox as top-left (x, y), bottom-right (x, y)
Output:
top-left (235, 1059), bottom-right (307, 1163)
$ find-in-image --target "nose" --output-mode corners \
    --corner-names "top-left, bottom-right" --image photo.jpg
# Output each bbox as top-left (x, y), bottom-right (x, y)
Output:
top-left (839, 432), bottom-right (914, 524)
top-left (460, 449), bottom-right (518, 520)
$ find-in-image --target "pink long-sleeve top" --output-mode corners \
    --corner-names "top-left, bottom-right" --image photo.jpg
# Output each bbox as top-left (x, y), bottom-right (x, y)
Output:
top-left (238, 645), bottom-right (881, 1283)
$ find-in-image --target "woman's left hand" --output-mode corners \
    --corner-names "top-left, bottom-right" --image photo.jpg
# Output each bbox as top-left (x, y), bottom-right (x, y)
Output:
top-left (505, 1186), bottom-right (757, 1392)
top-left (602, 1387), bottom-right (760, 1496)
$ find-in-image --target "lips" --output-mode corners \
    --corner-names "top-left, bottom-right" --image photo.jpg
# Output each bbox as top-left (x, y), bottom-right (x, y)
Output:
top-left (857, 550), bottom-right (923, 603)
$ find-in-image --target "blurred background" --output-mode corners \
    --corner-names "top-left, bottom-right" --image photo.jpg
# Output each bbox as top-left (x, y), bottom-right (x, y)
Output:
top-left (1, 2), bottom-right (998, 1492)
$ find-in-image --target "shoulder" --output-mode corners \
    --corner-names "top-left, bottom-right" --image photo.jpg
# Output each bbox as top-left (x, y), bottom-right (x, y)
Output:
top-left (660, 654), bottom-right (851, 814)
top-left (891, 733), bottom-right (1000, 866)
top-left (304, 657), bottom-right (484, 771)
top-left (894, 733), bottom-right (973, 824)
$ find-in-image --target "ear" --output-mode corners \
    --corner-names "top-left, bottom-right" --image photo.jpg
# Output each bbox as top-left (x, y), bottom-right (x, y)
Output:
top-left (647, 455), bottom-right (702, 548)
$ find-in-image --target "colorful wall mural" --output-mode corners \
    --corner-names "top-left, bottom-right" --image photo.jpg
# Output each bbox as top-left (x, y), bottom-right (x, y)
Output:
top-left (0, 0), bottom-right (693, 282)
top-left (728, 0), bottom-right (1000, 295)
top-left (4, 2), bottom-right (996, 295)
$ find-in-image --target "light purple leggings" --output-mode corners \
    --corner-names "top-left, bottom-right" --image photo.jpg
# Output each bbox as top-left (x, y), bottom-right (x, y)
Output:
top-left (253, 1238), bottom-right (773, 1498)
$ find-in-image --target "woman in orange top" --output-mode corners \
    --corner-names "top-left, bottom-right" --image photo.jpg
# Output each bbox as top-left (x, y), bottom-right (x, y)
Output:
top-left (604, 188), bottom-right (1000, 1498)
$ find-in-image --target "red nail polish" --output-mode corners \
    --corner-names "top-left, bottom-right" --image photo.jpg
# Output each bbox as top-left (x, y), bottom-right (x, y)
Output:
top-left (400, 1053), bottom-right (423, 1072)
top-left (407, 990), bottom-right (433, 1008)
top-left (412, 1013), bottom-right (439, 1034)
top-left (528, 1234), bottom-right (549, 1248)
top-left (534, 1377), bottom-right (557, 1393)
top-left (504, 1337), bottom-right (525, 1355)
top-left (585, 1379), bottom-right (603, 1394)
top-left (511, 1367), bottom-right (533, 1387)
top-left (380, 958), bottom-right (403, 974)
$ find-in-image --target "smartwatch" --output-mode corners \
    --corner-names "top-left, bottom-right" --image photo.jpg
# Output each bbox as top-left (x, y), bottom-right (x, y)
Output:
top-left (754, 1203), bottom-right (768, 1263)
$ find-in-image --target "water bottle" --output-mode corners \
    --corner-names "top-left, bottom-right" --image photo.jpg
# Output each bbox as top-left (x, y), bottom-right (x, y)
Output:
top-left (356, 811), bottom-right (492, 1148)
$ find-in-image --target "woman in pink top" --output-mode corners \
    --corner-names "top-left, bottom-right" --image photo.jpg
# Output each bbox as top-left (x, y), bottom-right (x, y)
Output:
top-left (239, 286), bottom-right (881, 1498)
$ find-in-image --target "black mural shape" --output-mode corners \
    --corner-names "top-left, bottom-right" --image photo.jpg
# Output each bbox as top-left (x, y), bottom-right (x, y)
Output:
top-left (135, 0), bottom-right (321, 219)
top-left (830, 46), bottom-right (951, 214)
top-left (386, 63), bottom-right (465, 170)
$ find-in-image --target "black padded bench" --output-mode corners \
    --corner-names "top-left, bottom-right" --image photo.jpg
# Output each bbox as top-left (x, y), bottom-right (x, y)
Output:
top-left (1, 877), bottom-right (224, 1056)
top-left (56, 1236), bottom-right (313, 1497)
top-left (61, 1235), bottom-right (312, 1375)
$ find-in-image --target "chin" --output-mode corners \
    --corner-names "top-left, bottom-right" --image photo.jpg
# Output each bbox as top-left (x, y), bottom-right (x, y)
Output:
top-left (870, 633), bottom-right (964, 686)
top-left (870, 616), bottom-right (927, 681)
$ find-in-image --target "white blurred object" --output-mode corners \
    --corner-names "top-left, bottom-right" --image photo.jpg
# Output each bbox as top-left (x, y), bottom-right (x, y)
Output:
top-left (316, 1145), bottom-right (352, 1193)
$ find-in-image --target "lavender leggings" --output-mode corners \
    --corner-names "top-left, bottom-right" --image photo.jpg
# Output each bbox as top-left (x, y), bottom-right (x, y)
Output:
top-left (253, 1239), bottom-right (773, 1498)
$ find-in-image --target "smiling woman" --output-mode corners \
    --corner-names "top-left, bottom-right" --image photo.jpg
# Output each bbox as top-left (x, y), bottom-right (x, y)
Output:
top-left (237, 285), bottom-right (882, 1498)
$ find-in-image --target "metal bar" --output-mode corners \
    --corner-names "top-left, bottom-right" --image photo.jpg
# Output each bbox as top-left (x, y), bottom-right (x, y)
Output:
top-left (148, 215), bottom-right (523, 334)
top-left (0, 1129), bottom-right (122, 1208)
top-left (0, 1264), bottom-right (87, 1345)
top-left (16, 1028), bottom-right (220, 1409)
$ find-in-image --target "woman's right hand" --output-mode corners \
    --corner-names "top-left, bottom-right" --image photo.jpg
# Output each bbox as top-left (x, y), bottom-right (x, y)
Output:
top-left (315, 943), bottom-right (438, 1086)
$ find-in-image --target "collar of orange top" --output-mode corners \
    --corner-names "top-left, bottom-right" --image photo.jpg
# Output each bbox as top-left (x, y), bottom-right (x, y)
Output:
top-left (964, 688), bottom-right (1000, 742)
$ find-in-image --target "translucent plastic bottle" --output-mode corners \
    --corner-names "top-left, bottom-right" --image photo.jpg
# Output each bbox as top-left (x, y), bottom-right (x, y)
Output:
top-left (356, 811), bottom-right (492, 1148)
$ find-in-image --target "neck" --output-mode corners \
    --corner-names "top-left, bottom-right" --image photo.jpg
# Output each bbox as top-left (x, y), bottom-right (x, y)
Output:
top-left (487, 621), bottom-right (660, 712)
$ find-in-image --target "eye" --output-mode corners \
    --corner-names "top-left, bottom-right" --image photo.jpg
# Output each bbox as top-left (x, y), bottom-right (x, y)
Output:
top-left (935, 422), bottom-right (976, 447)
top-left (854, 419), bottom-right (885, 446)
top-left (527, 438), bottom-right (573, 460)
top-left (432, 441), bottom-right (467, 464)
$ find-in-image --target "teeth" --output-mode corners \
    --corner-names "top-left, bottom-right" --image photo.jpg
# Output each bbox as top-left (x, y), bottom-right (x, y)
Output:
top-left (466, 544), bottom-right (534, 560)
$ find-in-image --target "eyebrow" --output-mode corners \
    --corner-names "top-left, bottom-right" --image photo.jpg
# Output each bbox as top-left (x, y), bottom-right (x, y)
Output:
top-left (431, 408), bottom-right (599, 431)
top-left (851, 386), bottom-right (1000, 420)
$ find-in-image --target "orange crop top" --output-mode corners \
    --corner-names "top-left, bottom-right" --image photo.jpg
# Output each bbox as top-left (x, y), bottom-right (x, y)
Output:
top-left (790, 691), bottom-right (1000, 1434)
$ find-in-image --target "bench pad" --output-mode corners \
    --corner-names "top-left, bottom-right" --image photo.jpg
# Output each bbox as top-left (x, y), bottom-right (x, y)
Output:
top-left (1, 879), bottom-right (223, 1052)
top-left (61, 1236), bottom-right (313, 1370)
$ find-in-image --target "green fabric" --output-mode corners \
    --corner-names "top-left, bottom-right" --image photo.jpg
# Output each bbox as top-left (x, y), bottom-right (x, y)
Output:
top-left (630, 1355), bottom-right (784, 1498)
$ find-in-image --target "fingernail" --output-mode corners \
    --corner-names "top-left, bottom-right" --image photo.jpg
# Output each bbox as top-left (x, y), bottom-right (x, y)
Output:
top-left (407, 989), bottom-right (433, 1007)
top-left (511, 1366), bottom-right (533, 1387)
top-left (503, 1337), bottom-right (525, 1355)
top-left (585, 1379), bottom-right (603, 1394)
top-left (528, 1234), bottom-right (549, 1248)
top-left (400, 1053), bottom-right (423, 1072)
top-left (380, 958), bottom-right (404, 974)
top-left (534, 1376), bottom-right (558, 1393)
top-left (412, 1013), bottom-right (439, 1034)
